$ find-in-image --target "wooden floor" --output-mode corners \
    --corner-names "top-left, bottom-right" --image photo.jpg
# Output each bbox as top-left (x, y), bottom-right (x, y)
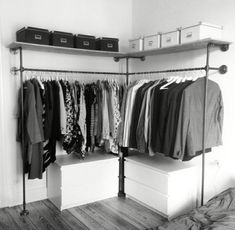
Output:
top-left (0, 197), bottom-right (166, 230)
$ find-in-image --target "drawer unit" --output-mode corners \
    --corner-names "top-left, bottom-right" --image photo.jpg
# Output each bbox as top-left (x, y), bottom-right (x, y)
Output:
top-left (50, 31), bottom-right (74, 48)
top-left (181, 22), bottom-right (223, 44)
top-left (144, 34), bottom-right (161, 50)
top-left (129, 37), bottom-right (144, 52)
top-left (125, 154), bottom-right (197, 219)
top-left (95, 37), bottom-right (119, 52)
top-left (74, 34), bottom-right (96, 50)
top-left (48, 152), bottom-right (118, 210)
top-left (161, 30), bottom-right (180, 47)
top-left (16, 27), bottom-right (50, 45)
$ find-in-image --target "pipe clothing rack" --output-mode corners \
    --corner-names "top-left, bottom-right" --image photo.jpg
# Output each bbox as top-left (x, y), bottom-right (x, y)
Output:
top-left (9, 40), bottom-right (229, 216)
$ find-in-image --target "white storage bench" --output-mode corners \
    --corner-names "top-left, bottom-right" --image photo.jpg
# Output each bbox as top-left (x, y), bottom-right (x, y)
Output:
top-left (47, 151), bottom-right (118, 211)
top-left (125, 153), bottom-right (198, 219)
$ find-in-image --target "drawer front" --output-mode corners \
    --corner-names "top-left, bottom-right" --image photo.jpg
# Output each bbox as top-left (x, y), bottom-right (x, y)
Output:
top-left (61, 177), bottom-right (118, 209)
top-left (161, 31), bottom-right (180, 47)
top-left (144, 35), bottom-right (160, 50)
top-left (125, 161), bottom-right (169, 194)
top-left (125, 178), bottom-right (168, 215)
top-left (129, 39), bottom-right (143, 52)
top-left (61, 159), bottom-right (118, 187)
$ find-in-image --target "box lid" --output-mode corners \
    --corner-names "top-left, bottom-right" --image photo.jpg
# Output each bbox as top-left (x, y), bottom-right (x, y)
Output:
top-left (17, 27), bottom-right (49, 33)
top-left (129, 36), bottom-right (143, 42)
top-left (182, 21), bottom-right (223, 30)
top-left (143, 33), bottom-right (161, 39)
top-left (52, 31), bottom-right (73, 36)
top-left (97, 37), bottom-right (119, 42)
top-left (76, 34), bottom-right (96, 39)
top-left (161, 29), bottom-right (180, 35)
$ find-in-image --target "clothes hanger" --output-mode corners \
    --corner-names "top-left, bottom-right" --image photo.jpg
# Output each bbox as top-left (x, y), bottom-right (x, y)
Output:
top-left (160, 74), bottom-right (177, 90)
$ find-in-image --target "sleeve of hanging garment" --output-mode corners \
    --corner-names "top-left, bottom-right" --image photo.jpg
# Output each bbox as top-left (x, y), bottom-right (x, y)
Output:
top-left (172, 89), bottom-right (190, 160)
top-left (26, 81), bottom-right (44, 144)
top-left (217, 91), bottom-right (224, 137)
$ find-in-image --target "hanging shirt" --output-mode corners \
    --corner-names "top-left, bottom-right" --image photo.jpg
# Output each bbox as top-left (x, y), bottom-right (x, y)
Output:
top-left (17, 80), bottom-right (44, 179)
top-left (122, 80), bottom-right (149, 147)
top-left (172, 78), bottom-right (223, 160)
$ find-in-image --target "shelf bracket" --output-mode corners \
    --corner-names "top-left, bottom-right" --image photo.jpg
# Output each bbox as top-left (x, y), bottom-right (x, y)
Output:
top-left (219, 65), bottom-right (228, 74)
top-left (10, 67), bottom-right (18, 75)
top-left (220, 44), bottom-right (229, 52)
top-left (10, 48), bottom-right (19, 55)
top-left (209, 43), bottom-right (229, 52)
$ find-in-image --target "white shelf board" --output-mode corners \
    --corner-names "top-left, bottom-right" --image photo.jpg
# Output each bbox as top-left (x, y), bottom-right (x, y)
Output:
top-left (125, 38), bottom-right (231, 57)
top-left (8, 38), bottom-right (231, 59)
top-left (8, 41), bottom-right (125, 57)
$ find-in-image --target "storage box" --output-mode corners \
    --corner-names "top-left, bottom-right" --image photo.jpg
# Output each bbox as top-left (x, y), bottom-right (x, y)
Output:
top-left (95, 37), bottom-right (119, 52)
top-left (161, 30), bottom-right (180, 47)
top-left (16, 27), bottom-right (50, 45)
top-left (129, 37), bottom-right (143, 52)
top-left (144, 34), bottom-right (161, 50)
top-left (181, 22), bottom-right (223, 44)
top-left (74, 34), bottom-right (96, 50)
top-left (50, 31), bottom-right (74, 48)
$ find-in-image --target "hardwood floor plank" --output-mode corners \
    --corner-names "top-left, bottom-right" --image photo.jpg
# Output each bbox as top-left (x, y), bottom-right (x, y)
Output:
top-left (103, 197), bottom-right (165, 228)
top-left (0, 207), bottom-right (21, 230)
top-left (26, 201), bottom-right (63, 230)
top-left (100, 198), bottom-right (150, 229)
top-left (78, 203), bottom-right (121, 230)
top-left (6, 205), bottom-right (38, 230)
top-left (43, 200), bottom-right (89, 230)
top-left (69, 205), bottom-right (111, 230)
top-left (0, 197), bottom-right (164, 230)
top-left (84, 201), bottom-right (140, 230)
top-left (28, 201), bottom-right (73, 230)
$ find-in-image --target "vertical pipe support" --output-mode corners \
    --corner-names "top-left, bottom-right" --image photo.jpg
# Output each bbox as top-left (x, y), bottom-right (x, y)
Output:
top-left (201, 43), bottom-right (211, 206)
top-left (118, 57), bottom-right (130, 198)
top-left (19, 47), bottom-right (29, 216)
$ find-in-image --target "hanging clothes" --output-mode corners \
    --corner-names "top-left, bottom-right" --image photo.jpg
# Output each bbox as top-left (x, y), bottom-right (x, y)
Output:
top-left (17, 80), bottom-right (44, 179)
top-left (120, 77), bottom-right (223, 161)
top-left (17, 77), bottom-right (124, 179)
top-left (172, 77), bottom-right (223, 160)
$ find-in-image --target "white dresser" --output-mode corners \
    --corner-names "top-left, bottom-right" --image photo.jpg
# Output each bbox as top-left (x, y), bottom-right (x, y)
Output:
top-left (125, 153), bottom-right (198, 219)
top-left (47, 151), bottom-right (118, 211)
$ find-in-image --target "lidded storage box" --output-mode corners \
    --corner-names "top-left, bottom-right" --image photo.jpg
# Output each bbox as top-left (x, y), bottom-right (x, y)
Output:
top-left (95, 37), bottom-right (119, 52)
top-left (50, 31), bottom-right (74, 48)
top-left (16, 27), bottom-right (50, 45)
top-left (143, 34), bottom-right (161, 50)
top-left (74, 34), bottom-right (96, 50)
top-left (129, 37), bottom-right (143, 52)
top-left (161, 30), bottom-right (180, 48)
top-left (181, 22), bottom-right (223, 44)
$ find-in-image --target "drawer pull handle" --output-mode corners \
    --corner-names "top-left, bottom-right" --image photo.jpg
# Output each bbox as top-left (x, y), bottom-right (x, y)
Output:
top-left (186, 32), bottom-right (193, 38)
top-left (60, 38), bottom-right (67, 43)
top-left (34, 34), bottom-right (42, 40)
top-left (166, 37), bottom-right (172, 43)
top-left (107, 43), bottom-right (113, 48)
top-left (148, 40), bottom-right (153, 46)
top-left (83, 41), bottom-right (90, 46)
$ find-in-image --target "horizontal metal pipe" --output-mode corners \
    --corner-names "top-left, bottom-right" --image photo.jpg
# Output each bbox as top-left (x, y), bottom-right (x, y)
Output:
top-left (15, 67), bottom-right (126, 75)
top-left (12, 66), bottom-right (224, 76)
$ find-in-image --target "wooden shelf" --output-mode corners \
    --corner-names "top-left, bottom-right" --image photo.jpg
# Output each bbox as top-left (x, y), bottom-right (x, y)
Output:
top-left (8, 41), bottom-right (125, 57)
top-left (8, 38), bottom-right (231, 59)
top-left (125, 38), bottom-right (231, 58)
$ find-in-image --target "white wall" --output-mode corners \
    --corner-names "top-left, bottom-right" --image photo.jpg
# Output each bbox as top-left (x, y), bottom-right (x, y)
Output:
top-left (0, 0), bottom-right (132, 208)
top-left (132, 0), bottom-right (235, 202)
